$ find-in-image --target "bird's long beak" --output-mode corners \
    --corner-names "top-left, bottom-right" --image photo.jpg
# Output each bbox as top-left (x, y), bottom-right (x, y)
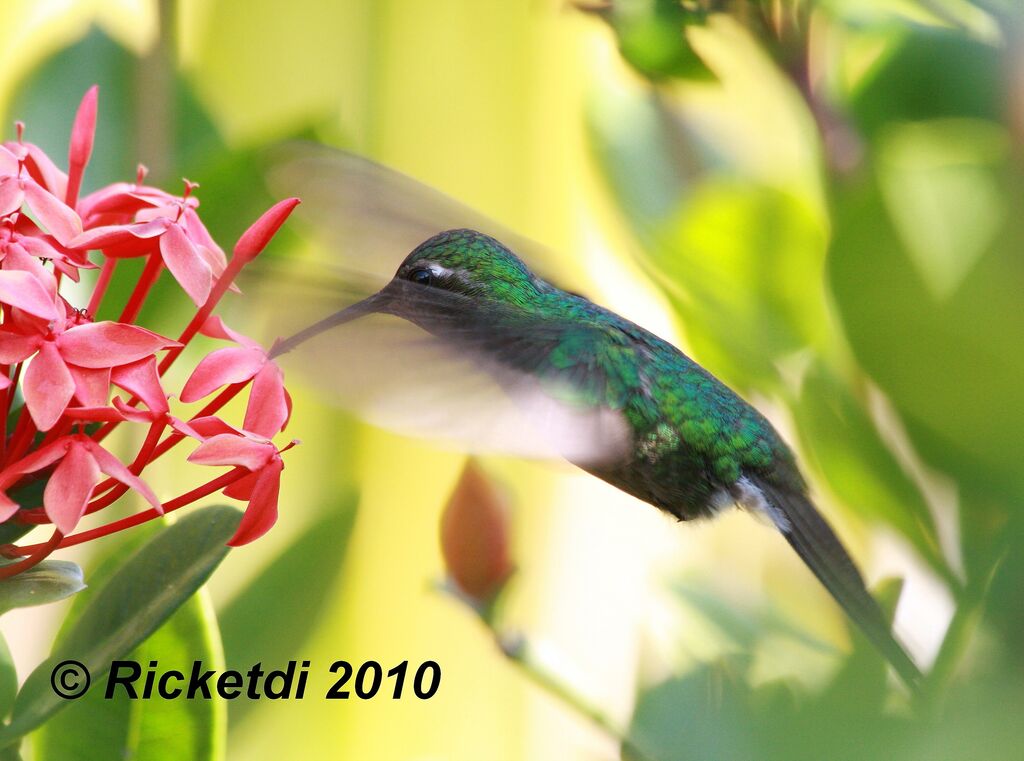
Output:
top-left (269, 286), bottom-right (393, 359)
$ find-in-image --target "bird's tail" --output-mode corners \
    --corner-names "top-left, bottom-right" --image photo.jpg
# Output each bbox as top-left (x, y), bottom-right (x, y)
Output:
top-left (746, 474), bottom-right (922, 690)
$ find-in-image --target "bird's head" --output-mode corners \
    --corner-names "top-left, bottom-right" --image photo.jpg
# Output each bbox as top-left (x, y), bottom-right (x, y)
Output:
top-left (335, 229), bottom-right (545, 324)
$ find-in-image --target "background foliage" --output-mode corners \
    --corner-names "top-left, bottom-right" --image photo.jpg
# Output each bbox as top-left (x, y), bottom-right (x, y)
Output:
top-left (0, 0), bottom-right (1021, 759)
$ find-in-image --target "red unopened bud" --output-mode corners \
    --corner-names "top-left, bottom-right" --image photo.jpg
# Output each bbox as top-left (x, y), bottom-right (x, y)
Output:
top-left (68, 86), bottom-right (98, 171)
top-left (440, 459), bottom-right (514, 603)
top-left (233, 197), bottom-right (301, 262)
top-left (66, 85), bottom-right (98, 208)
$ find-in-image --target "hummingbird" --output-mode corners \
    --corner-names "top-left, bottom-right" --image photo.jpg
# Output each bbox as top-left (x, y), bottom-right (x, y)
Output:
top-left (269, 225), bottom-right (921, 689)
top-left (262, 149), bottom-right (922, 690)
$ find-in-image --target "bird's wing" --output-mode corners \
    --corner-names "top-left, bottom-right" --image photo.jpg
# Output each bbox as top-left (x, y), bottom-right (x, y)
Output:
top-left (246, 275), bottom-right (634, 466)
top-left (263, 143), bottom-right (556, 281)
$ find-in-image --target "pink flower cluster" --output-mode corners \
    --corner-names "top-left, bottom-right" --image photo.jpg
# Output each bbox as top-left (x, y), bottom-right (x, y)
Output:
top-left (0, 87), bottom-right (299, 578)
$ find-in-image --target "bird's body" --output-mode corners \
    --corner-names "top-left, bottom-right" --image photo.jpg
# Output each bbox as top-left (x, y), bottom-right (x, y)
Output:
top-left (273, 227), bottom-right (921, 688)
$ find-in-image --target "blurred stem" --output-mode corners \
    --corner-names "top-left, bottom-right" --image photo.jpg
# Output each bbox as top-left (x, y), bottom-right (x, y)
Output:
top-left (921, 530), bottom-right (1007, 708)
top-left (496, 632), bottom-right (658, 761)
top-left (440, 583), bottom-right (657, 761)
top-left (135, 0), bottom-right (175, 183)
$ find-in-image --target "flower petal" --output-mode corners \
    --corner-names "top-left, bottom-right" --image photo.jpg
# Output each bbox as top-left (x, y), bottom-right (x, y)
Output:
top-left (69, 365), bottom-right (110, 407)
top-left (223, 470), bottom-right (258, 500)
top-left (86, 441), bottom-right (162, 511)
top-left (0, 270), bottom-right (59, 321)
top-left (110, 357), bottom-right (168, 415)
top-left (0, 145), bottom-right (19, 176)
top-left (23, 181), bottom-right (83, 246)
top-left (227, 458), bottom-right (283, 546)
top-left (57, 321), bottom-right (179, 368)
top-left (180, 346), bottom-right (264, 403)
top-left (22, 144), bottom-right (69, 199)
top-left (24, 341), bottom-right (75, 430)
top-left (198, 315), bottom-right (259, 349)
top-left (0, 330), bottom-right (41, 364)
top-left (160, 222), bottom-right (211, 305)
top-left (0, 493), bottom-right (19, 523)
top-left (244, 362), bottom-right (290, 437)
top-left (43, 441), bottom-right (99, 534)
top-left (0, 438), bottom-right (71, 490)
top-left (0, 176), bottom-right (24, 217)
top-left (188, 433), bottom-right (274, 471)
top-left (68, 218), bottom-right (170, 251)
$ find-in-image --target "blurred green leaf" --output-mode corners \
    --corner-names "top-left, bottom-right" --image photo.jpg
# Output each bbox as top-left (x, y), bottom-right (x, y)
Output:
top-left (848, 27), bottom-right (1002, 141)
top-left (33, 521), bottom-right (225, 761)
top-left (654, 182), bottom-right (829, 386)
top-left (828, 166), bottom-right (1024, 566)
top-left (0, 633), bottom-right (16, 721)
top-left (219, 492), bottom-right (357, 724)
top-left (792, 363), bottom-right (946, 578)
top-left (675, 580), bottom-right (837, 656)
top-left (579, 0), bottom-right (714, 81)
top-left (629, 662), bottom-right (758, 761)
top-left (587, 86), bottom-right (697, 234)
top-left (876, 118), bottom-right (1008, 298)
top-left (34, 591), bottom-right (225, 761)
top-left (0, 561), bottom-right (85, 616)
top-left (7, 28), bottom-right (137, 189)
top-left (0, 505), bottom-right (241, 746)
top-left (0, 526), bottom-right (32, 547)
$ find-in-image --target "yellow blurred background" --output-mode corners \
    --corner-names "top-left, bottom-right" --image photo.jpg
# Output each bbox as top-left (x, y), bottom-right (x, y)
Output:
top-left (3, 0), bottom-right (1021, 759)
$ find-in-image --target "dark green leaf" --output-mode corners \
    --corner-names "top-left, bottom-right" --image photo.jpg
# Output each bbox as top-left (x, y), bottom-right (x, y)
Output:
top-left (219, 493), bottom-right (357, 724)
top-left (0, 505), bottom-right (241, 746)
top-left (582, 0), bottom-right (714, 81)
top-left (0, 633), bottom-right (16, 721)
top-left (34, 592), bottom-right (225, 761)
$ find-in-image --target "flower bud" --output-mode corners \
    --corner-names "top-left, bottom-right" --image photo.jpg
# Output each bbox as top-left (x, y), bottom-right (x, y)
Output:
top-left (440, 459), bottom-right (514, 603)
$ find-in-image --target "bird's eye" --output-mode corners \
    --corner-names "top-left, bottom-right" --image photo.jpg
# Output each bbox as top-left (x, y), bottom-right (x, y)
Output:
top-left (409, 268), bottom-right (433, 285)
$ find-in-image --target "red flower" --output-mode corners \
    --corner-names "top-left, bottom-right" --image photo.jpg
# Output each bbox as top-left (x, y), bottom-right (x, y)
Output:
top-left (0, 87), bottom-right (300, 579)
top-left (0, 144), bottom-right (82, 246)
top-left (0, 305), bottom-right (179, 431)
top-left (68, 194), bottom-right (227, 306)
top-left (181, 316), bottom-right (291, 438)
top-left (174, 416), bottom-right (290, 546)
top-left (0, 435), bottom-right (161, 534)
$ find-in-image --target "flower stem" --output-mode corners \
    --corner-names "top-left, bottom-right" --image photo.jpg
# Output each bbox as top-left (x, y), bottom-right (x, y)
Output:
top-left (496, 632), bottom-right (657, 761)
top-left (87, 257), bottom-right (118, 318)
top-left (5, 405), bottom-right (38, 468)
top-left (119, 253), bottom-right (163, 324)
top-left (0, 529), bottom-right (63, 579)
top-left (7, 467), bottom-right (248, 554)
top-left (158, 250), bottom-right (255, 377)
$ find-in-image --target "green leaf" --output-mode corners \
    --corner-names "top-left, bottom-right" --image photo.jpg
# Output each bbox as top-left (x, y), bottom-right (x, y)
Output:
top-left (0, 525), bottom-right (33, 547)
top-left (0, 633), bottom-right (17, 721)
top-left (829, 164), bottom-right (1024, 557)
top-left (655, 182), bottom-right (829, 387)
top-left (219, 493), bottom-right (357, 724)
top-left (582, 0), bottom-right (714, 81)
top-left (0, 505), bottom-right (241, 746)
top-left (848, 27), bottom-right (1002, 142)
top-left (0, 561), bottom-right (85, 616)
top-left (34, 590), bottom-right (225, 761)
top-left (792, 363), bottom-right (948, 579)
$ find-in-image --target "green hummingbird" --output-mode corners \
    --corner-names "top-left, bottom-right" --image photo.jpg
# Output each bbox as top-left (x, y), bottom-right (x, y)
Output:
top-left (264, 151), bottom-right (922, 690)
